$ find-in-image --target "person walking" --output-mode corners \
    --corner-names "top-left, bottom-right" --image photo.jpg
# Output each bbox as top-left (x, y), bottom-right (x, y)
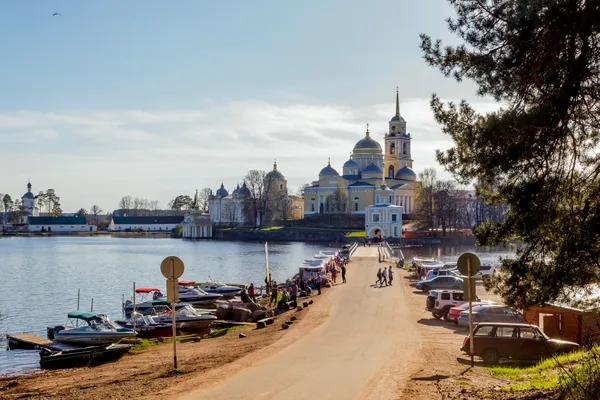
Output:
top-left (248, 283), bottom-right (256, 302)
top-left (269, 281), bottom-right (278, 306)
top-left (341, 264), bottom-right (347, 283)
top-left (316, 274), bottom-right (322, 295)
top-left (376, 268), bottom-right (383, 286)
top-left (290, 282), bottom-right (298, 308)
top-left (382, 267), bottom-right (388, 286)
top-left (388, 266), bottom-right (394, 286)
top-left (331, 265), bottom-right (337, 284)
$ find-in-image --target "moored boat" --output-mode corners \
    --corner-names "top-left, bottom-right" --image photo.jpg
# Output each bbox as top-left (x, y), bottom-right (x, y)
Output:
top-left (114, 312), bottom-right (173, 338)
top-left (39, 343), bottom-right (132, 369)
top-left (199, 280), bottom-right (242, 298)
top-left (52, 311), bottom-right (136, 345)
top-left (150, 304), bottom-right (217, 330)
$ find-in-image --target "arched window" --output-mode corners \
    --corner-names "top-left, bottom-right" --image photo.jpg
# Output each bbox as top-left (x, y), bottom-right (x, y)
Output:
top-left (376, 194), bottom-right (380, 204)
top-left (388, 165), bottom-right (395, 178)
top-left (389, 195), bottom-right (392, 203)
top-left (354, 203), bottom-right (358, 211)
top-left (280, 183), bottom-right (283, 190)
top-left (311, 204), bottom-right (315, 212)
top-left (390, 143), bottom-right (395, 154)
top-left (403, 143), bottom-right (407, 154)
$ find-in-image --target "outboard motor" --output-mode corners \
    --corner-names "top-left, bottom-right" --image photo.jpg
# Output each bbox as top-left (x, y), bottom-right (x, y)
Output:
top-left (53, 325), bottom-right (65, 337)
top-left (46, 326), bottom-right (55, 340)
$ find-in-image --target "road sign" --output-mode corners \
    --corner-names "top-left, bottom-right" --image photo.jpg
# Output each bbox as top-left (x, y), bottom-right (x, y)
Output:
top-left (463, 278), bottom-right (476, 300)
top-left (457, 253), bottom-right (480, 276)
top-left (166, 278), bottom-right (179, 303)
top-left (161, 256), bottom-right (184, 279)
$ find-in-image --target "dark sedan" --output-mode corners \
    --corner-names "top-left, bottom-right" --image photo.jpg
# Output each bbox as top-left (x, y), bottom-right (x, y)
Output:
top-left (415, 276), bottom-right (463, 292)
top-left (461, 322), bottom-right (579, 365)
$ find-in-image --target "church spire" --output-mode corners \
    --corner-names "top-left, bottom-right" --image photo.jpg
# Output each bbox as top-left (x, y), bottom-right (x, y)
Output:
top-left (273, 159), bottom-right (278, 171)
top-left (366, 123), bottom-right (370, 138)
top-left (395, 86), bottom-right (400, 116)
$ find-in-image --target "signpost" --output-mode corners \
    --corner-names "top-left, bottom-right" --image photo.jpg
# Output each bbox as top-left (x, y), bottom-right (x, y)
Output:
top-left (160, 256), bottom-right (184, 369)
top-left (457, 252), bottom-right (481, 367)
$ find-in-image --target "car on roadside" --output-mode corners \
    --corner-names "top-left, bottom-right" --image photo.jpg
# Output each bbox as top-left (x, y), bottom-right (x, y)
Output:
top-left (460, 322), bottom-right (579, 365)
top-left (473, 264), bottom-right (496, 281)
top-left (415, 276), bottom-right (463, 292)
top-left (426, 290), bottom-right (466, 320)
top-left (447, 301), bottom-right (498, 324)
top-left (457, 305), bottom-right (524, 326)
top-left (425, 268), bottom-right (461, 281)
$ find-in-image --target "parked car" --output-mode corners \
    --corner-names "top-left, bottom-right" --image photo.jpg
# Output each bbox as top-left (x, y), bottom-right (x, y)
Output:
top-left (426, 290), bottom-right (469, 320)
top-left (447, 301), bottom-right (497, 324)
top-left (473, 264), bottom-right (496, 281)
top-left (415, 276), bottom-right (463, 292)
top-left (425, 269), bottom-right (461, 281)
top-left (461, 322), bottom-right (579, 365)
top-left (458, 305), bottom-right (524, 326)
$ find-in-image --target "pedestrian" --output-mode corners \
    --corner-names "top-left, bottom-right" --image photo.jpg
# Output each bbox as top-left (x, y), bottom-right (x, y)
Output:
top-left (269, 281), bottom-right (278, 306)
top-left (248, 283), bottom-right (256, 302)
top-left (382, 267), bottom-right (388, 286)
top-left (376, 268), bottom-right (383, 285)
top-left (331, 265), bottom-right (337, 284)
top-left (290, 281), bottom-right (298, 308)
top-left (341, 264), bottom-right (347, 283)
top-left (388, 266), bottom-right (394, 286)
top-left (316, 274), bottom-right (322, 295)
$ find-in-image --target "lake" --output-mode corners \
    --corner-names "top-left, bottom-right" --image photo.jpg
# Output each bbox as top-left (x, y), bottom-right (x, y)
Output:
top-left (0, 236), bottom-right (325, 376)
top-left (0, 236), bottom-right (516, 376)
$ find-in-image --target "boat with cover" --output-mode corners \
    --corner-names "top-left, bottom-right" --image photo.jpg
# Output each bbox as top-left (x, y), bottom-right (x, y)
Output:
top-left (114, 312), bottom-right (173, 338)
top-left (124, 287), bottom-right (221, 314)
top-left (199, 280), bottom-right (242, 297)
top-left (39, 343), bottom-right (132, 369)
top-left (149, 302), bottom-right (217, 330)
top-left (52, 311), bottom-right (136, 345)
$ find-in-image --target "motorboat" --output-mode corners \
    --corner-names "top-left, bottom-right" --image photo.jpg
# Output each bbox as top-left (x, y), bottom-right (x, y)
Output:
top-left (123, 287), bottom-right (220, 317)
top-left (39, 343), bottom-right (132, 369)
top-left (150, 304), bottom-right (217, 330)
top-left (123, 298), bottom-right (214, 318)
top-left (199, 280), bottom-right (242, 298)
top-left (51, 311), bottom-right (136, 345)
top-left (114, 312), bottom-right (173, 338)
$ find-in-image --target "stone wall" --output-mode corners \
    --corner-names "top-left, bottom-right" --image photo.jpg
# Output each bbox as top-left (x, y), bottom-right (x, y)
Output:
top-left (214, 229), bottom-right (346, 243)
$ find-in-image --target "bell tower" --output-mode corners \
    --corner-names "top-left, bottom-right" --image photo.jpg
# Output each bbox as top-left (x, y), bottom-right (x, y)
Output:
top-left (384, 88), bottom-right (413, 178)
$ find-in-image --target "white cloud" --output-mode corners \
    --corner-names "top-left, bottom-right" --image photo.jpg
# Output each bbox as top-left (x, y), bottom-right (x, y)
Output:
top-left (0, 97), bottom-right (500, 212)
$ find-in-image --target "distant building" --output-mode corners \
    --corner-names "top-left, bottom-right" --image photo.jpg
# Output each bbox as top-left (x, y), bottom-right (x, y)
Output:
top-left (21, 181), bottom-right (39, 223)
top-left (28, 216), bottom-right (97, 232)
top-left (182, 190), bottom-right (213, 238)
top-left (364, 183), bottom-right (403, 240)
top-left (289, 195), bottom-right (304, 220)
top-left (109, 216), bottom-right (184, 232)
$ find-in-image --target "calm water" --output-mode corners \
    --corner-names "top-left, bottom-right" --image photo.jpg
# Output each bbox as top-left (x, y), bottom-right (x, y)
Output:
top-left (0, 236), bottom-right (325, 376)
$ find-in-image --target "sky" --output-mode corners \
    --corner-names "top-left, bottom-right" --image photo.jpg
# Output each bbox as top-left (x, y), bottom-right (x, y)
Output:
top-left (0, 0), bottom-right (499, 213)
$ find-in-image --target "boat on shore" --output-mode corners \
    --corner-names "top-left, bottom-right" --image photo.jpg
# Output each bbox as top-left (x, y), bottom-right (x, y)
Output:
top-left (199, 280), bottom-right (242, 298)
top-left (149, 303), bottom-right (217, 330)
top-left (51, 311), bottom-right (136, 345)
top-left (123, 287), bottom-right (221, 317)
top-left (114, 313), bottom-right (173, 338)
top-left (39, 343), bottom-right (132, 369)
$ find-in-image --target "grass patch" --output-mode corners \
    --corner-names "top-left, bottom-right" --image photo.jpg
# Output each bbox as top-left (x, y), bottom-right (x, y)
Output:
top-left (158, 368), bottom-right (186, 378)
top-left (128, 338), bottom-right (161, 352)
top-left (208, 325), bottom-right (244, 338)
top-left (491, 348), bottom-right (594, 380)
top-left (344, 231), bottom-right (365, 237)
top-left (259, 226), bottom-right (284, 231)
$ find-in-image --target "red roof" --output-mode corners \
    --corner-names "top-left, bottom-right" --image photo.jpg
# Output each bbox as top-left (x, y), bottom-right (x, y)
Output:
top-left (136, 287), bottom-right (161, 293)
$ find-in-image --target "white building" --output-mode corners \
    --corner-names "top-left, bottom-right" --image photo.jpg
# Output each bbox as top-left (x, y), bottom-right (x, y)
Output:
top-left (208, 182), bottom-right (250, 225)
top-left (20, 181), bottom-right (39, 223)
top-left (28, 216), bottom-right (97, 232)
top-left (109, 216), bottom-right (184, 232)
top-left (365, 183), bottom-right (403, 240)
top-left (181, 213), bottom-right (213, 239)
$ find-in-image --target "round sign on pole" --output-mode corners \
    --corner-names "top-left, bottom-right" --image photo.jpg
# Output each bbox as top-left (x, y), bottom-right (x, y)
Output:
top-left (161, 256), bottom-right (185, 279)
top-left (457, 252), bottom-right (481, 276)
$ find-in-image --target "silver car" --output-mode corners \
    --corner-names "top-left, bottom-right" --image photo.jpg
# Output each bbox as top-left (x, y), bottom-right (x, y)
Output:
top-left (458, 305), bottom-right (523, 326)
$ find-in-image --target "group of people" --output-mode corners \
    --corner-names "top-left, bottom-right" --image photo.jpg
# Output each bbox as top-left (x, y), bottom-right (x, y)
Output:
top-left (375, 266), bottom-right (394, 286)
top-left (325, 256), bottom-right (348, 284)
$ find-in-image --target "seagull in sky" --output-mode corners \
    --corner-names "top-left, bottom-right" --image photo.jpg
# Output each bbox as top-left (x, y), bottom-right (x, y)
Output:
top-left (53, 13), bottom-right (60, 16)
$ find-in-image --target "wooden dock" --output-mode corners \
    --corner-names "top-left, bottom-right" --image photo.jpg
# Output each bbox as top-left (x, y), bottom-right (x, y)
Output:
top-left (7, 333), bottom-right (52, 350)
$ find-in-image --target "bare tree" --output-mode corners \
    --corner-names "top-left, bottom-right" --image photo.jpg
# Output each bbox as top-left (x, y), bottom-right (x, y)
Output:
top-left (222, 201), bottom-right (238, 227)
top-left (119, 195), bottom-right (133, 210)
top-left (2, 194), bottom-right (12, 224)
top-left (90, 204), bottom-right (103, 225)
top-left (415, 168), bottom-right (437, 230)
top-left (198, 188), bottom-right (212, 212)
top-left (244, 169), bottom-right (268, 228)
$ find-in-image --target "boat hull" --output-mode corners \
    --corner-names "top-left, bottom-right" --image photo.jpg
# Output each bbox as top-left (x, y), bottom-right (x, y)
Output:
top-left (39, 344), bottom-right (132, 369)
top-left (53, 331), bottom-right (136, 346)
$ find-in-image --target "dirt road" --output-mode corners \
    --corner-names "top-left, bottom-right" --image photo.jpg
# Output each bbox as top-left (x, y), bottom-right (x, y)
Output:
top-left (180, 247), bottom-right (421, 400)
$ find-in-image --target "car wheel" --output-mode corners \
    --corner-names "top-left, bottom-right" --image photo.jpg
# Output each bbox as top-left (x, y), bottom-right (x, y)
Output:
top-left (481, 349), bottom-right (500, 365)
top-left (421, 285), bottom-right (429, 292)
top-left (443, 309), bottom-right (451, 321)
top-left (432, 312), bottom-right (442, 319)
